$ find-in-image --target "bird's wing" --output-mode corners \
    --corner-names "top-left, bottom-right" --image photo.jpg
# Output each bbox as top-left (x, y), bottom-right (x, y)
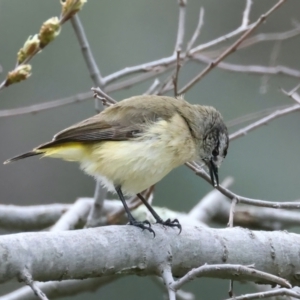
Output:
top-left (39, 96), bottom-right (178, 148)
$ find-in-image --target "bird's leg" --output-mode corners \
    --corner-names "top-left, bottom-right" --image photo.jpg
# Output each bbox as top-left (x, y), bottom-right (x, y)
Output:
top-left (136, 193), bottom-right (182, 233)
top-left (115, 186), bottom-right (155, 237)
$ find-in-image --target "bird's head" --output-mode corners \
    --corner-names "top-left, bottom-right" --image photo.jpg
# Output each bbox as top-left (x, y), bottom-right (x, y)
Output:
top-left (190, 105), bottom-right (229, 187)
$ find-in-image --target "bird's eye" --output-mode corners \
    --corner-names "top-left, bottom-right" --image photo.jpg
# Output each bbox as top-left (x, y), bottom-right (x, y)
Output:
top-left (212, 148), bottom-right (219, 157)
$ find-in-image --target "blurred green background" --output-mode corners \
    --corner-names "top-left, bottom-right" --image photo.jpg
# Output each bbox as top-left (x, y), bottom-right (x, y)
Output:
top-left (0, 0), bottom-right (300, 299)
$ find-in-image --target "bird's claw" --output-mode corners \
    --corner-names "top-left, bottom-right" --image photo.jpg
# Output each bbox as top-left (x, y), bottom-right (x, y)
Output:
top-left (129, 219), bottom-right (156, 237)
top-left (157, 218), bottom-right (182, 234)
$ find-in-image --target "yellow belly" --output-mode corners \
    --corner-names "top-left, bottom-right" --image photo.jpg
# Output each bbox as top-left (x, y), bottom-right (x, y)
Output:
top-left (81, 140), bottom-right (180, 194)
top-left (42, 114), bottom-right (197, 194)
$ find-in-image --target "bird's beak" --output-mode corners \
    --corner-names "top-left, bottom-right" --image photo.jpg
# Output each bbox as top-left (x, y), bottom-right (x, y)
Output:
top-left (208, 159), bottom-right (219, 187)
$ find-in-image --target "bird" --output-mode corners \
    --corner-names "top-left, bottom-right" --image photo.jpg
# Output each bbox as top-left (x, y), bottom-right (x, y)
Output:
top-left (4, 95), bottom-right (229, 235)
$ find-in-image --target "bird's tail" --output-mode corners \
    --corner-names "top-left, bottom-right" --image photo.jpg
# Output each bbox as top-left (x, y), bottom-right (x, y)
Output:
top-left (4, 140), bottom-right (87, 165)
top-left (3, 151), bottom-right (42, 164)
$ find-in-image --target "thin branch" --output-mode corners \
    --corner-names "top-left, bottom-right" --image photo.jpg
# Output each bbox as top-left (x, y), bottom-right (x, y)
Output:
top-left (186, 7), bottom-right (205, 53)
top-left (188, 177), bottom-right (234, 224)
top-left (70, 15), bottom-right (103, 87)
top-left (99, 0), bottom-right (253, 87)
top-left (173, 49), bottom-right (182, 97)
top-left (194, 24), bottom-right (300, 60)
top-left (171, 264), bottom-right (291, 291)
top-left (239, 25), bottom-right (300, 49)
top-left (161, 266), bottom-right (176, 300)
top-left (0, 81), bottom-right (5, 91)
top-left (214, 201), bottom-right (300, 231)
top-left (224, 288), bottom-right (300, 300)
top-left (103, 56), bottom-right (176, 84)
top-left (0, 91), bottom-right (92, 118)
top-left (92, 87), bottom-right (117, 104)
top-left (2, 6), bottom-right (299, 118)
top-left (143, 79), bottom-right (161, 95)
top-left (151, 276), bottom-right (195, 300)
top-left (186, 162), bottom-right (300, 209)
top-left (85, 184), bottom-right (108, 228)
top-left (282, 84), bottom-right (300, 104)
top-left (226, 104), bottom-right (292, 127)
top-left (0, 277), bottom-right (121, 300)
top-left (174, 0), bottom-right (187, 53)
top-left (241, 0), bottom-right (253, 29)
top-left (228, 279), bottom-right (234, 298)
top-left (70, 14), bottom-right (109, 230)
top-left (229, 104), bottom-right (300, 141)
top-left (51, 198), bottom-right (93, 231)
top-left (260, 41), bottom-right (282, 94)
top-left (227, 198), bottom-right (238, 227)
top-left (70, 15), bottom-right (104, 111)
top-left (2, 62), bottom-right (298, 119)
top-left (179, 0), bottom-right (287, 94)
top-left (19, 269), bottom-right (49, 300)
top-left (193, 55), bottom-right (300, 78)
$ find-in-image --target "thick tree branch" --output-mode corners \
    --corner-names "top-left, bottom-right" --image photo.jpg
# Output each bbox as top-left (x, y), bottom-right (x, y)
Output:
top-left (0, 204), bottom-right (70, 231)
top-left (1, 226), bottom-right (300, 286)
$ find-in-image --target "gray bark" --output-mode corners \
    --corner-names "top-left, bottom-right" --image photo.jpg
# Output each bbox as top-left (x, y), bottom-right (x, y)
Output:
top-left (1, 225), bottom-right (300, 286)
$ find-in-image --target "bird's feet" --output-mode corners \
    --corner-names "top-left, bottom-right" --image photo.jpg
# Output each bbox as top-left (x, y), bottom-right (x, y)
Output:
top-left (157, 218), bottom-right (182, 234)
top-left (129, 219), bottom-right (156, 237)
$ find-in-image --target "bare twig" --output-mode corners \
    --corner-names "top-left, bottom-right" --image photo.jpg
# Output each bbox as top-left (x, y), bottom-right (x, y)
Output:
top-left (227, 198), bottom-right (238, 227)
top-left (0, 81), bottom-right (6, 91)
top-left (0, 91), bottom-right (92, 118)
top-left (85, 184), bottom-right (108, 228)
top-left (103, 56), bottom-right (176, 84)
top-left (174, 0), bottom-right (187, 53)
top-left (281, 84), bottom-right (300, 104)
top-left (224, 288), bottom-right (300, 300)
top-left (214, 200), bottom-right (300, 231)
top-left (0, 277), bottom-right (122, 300)
top-left (161, 266), bottom-right (176, 300)
top-left (51, 198), bottom-right (93, 231)
top-left (179, 0), bottom-right (287, 94)
top-left (143, 79), bottom-right (160, 95)
top-left (260, 41), bottom-right (282, 94)
top-left (229, 104), bottom-right (300, 141)
top-left (19, 269), bottom-right (49, 300)
top-left (188, 177), bottom-right (234, 224)
top-left (173, 49), bottom-right (182, 97)
top-left (241, 0), bottom-right (253, 29)
top-left (151, 276), bottom-right (195, 300)
top-left (193, 55), bottom-right (300, 78)
top-left (92, 87), bottom-right (117, 104)
top-left (171, 264), bottom-right (291, 291)
top-left (186, 162), bottom-right (300, 209)
top-left (239, 25), bottom-right (300, 49)
top-left (70, 15), bottom-right (104, 111)
top-left (70, 14), bottom-right (109, 230)
top-left (226, 104), bottom-right (291, 127)
top-left (2, 62), bottom-right (299, 119)
top-left (228, 279), bottom-right (235, 298)
top-left (186, 7), bottom-right (204, 53)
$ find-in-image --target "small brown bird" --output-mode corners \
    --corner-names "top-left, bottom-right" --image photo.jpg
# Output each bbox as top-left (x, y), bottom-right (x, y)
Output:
top-left (4, 95), bottom-right (229, 235)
